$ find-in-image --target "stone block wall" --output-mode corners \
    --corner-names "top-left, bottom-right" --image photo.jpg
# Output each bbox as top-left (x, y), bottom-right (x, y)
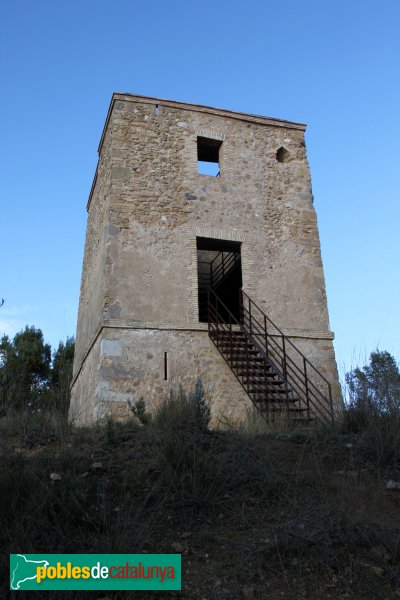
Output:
top-left (70, 94), bottom-right (340, 425)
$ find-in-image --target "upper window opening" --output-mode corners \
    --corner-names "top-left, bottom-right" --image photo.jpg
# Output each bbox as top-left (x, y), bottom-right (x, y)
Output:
top-left (197, 137), bottom-right (222, 176)
top-left (276, 146), bottom-right (289, 163)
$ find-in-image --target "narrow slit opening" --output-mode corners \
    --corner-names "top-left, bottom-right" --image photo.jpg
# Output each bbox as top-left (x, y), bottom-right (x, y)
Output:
top-left (164, 352), bottom-right (168, 380)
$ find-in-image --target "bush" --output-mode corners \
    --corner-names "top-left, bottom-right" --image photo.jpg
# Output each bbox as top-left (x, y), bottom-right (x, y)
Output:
top-left (343, 350), bottom-right (400, 472)
top-left (128, 397), bottom-right (151, 425)
top-left (151, 379), bottom-right (210, 432)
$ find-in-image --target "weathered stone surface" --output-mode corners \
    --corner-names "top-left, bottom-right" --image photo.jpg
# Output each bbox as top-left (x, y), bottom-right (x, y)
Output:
top-left (100, 339), bottom-right (124, 357)
top-left (70, 93), bottom-right (341, 425)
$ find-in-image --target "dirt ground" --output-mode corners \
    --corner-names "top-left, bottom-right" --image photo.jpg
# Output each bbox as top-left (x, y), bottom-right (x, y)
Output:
top-left (1, 421), bottom-right (400, 600)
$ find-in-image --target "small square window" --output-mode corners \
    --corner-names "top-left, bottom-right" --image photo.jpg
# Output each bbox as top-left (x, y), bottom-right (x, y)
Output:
top-left (197, 136), bottom-right (222, 176)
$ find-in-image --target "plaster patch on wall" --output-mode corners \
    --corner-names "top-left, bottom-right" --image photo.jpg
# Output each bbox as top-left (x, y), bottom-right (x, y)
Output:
top-left (100, 339), bottom-right (124, 357)
top-left (95, 379), bottom-right (110, 399)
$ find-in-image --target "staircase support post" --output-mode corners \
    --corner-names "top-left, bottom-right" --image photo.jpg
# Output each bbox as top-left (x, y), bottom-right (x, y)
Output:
top-left (303, 357), bottom-right (310, 421)
top-left (263, 348), bottom-right (269, 422)
top-left (282, 335), bottom-right (290, 421)
top-left (249, 300), bottom-right (252, 337)
top-left (229, 320), bottom-right (233, 369)
top-left (264, 315), bottom-right (268, 358)
top-left (245, 333), bottom-right (250, 396)
top-left (328, 383), bottom-right (334, 425)
top-left (215, 295), bottom-right (219, 346)
top-left (281, 335), bottom-right (287, 379)
top-left (207, 288), bottom-right (210, 336)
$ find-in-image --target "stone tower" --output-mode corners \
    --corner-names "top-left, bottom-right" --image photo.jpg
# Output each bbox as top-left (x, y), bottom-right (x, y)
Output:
top-left (69, 93), bottom-right (341, 426)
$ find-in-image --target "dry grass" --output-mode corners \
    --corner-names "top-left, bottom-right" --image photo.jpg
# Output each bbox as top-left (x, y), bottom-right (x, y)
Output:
top-left (1, 390), bottom-right (400, 598)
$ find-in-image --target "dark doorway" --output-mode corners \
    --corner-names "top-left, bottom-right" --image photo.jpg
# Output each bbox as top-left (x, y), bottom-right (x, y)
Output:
top-left (197, 237), bottom-right (242, 323)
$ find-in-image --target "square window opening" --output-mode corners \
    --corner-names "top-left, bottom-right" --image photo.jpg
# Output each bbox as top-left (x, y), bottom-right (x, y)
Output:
top-left (197, 137), bottom-right (222, 177)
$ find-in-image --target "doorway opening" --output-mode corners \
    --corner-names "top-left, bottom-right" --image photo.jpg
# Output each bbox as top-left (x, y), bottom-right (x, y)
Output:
top-left (197, 237), bottom-right (242, 323)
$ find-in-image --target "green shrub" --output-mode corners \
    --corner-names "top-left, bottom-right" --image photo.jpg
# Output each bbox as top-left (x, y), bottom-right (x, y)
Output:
top-left (343, 350), bottom-right (400, 472)
top-left (151, 379), bottom-right (210, 432)
top-left (128, 397), bottom-right (152, 425)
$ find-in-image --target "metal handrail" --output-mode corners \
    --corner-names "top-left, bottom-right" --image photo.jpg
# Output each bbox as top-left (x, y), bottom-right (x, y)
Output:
top-left (208, 289), bottom-right (297, 422)
top-left (241, 290), bottom-right (331, 386)
top-left (240, 290), bottom-right (334, 424)
top-left (207, 287), bottom-right (334, 425)
top-left (199, 251), bottom-right (240, 290)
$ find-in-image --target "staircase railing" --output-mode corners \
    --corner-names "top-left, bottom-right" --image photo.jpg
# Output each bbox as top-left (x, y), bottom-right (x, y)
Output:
top-left (208, 287), bottom-right (256, 399)
top-left (198, 250), bottom-right (240, 290)
top-left (208, 288), bottom-right (298, 421)
top-left (239, 290), bottom-right (334, 425)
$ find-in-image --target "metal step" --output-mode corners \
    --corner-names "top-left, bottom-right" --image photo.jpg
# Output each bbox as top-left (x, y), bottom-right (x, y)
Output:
top-left (207, 290), bottom-right (334, 426)
top-left (239, 378), bottom-right (283, 387)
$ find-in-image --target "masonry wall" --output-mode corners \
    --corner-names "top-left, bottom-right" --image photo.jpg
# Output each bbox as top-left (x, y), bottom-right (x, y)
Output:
top-left (73, 128), bottom-right (113, 374)
top-left (104, 99), bottom-right (330, 330)
top-left (69, 329), bottom-right (253, 426)
top-left (70, 95), bottom-right (340, 425)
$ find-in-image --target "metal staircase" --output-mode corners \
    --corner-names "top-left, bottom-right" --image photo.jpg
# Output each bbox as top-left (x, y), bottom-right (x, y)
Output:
top-left (207, 288), bottom-right (335, 425)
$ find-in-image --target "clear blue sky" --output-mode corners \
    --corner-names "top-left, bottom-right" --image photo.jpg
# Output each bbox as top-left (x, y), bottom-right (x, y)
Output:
top-left (1, 0), bottom-right (399, 380)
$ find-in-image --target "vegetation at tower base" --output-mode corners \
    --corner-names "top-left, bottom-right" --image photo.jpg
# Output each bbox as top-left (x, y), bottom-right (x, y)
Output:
top-left (0, 326), bottom-right (74, 415)
top-left (128, 378), bottom-right (210, 431)
top-left (343, 350), bottom-right (400, 472)
top-left (0, 351), bottom-right (400, 597)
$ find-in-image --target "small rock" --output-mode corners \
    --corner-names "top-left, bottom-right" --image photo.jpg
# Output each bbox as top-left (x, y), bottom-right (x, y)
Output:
top-left (180, 531), bottom-right (192, 539)
top-left (370, 545), bottom-right (392, 563)
top-left (262, 537), bottom-right (272, 545)
top-left (170, 542), bottom-right (185, 553)
top-left (91, 462), bottom-right (103, 470)
top-left (386, 480), bottom-right (400, 490)
top-left (346, 470), bottom-right (359, 479)
top-left (49, 472), bottom-right (62, 481)
top-left (242, 586), bottom-right (255, 599)
top-left (79, 472), bottom-right (89, 478)
top-left (358, 560), bottom-right (384, 576)
top-left (370, 564), bottom-right (385, 576)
